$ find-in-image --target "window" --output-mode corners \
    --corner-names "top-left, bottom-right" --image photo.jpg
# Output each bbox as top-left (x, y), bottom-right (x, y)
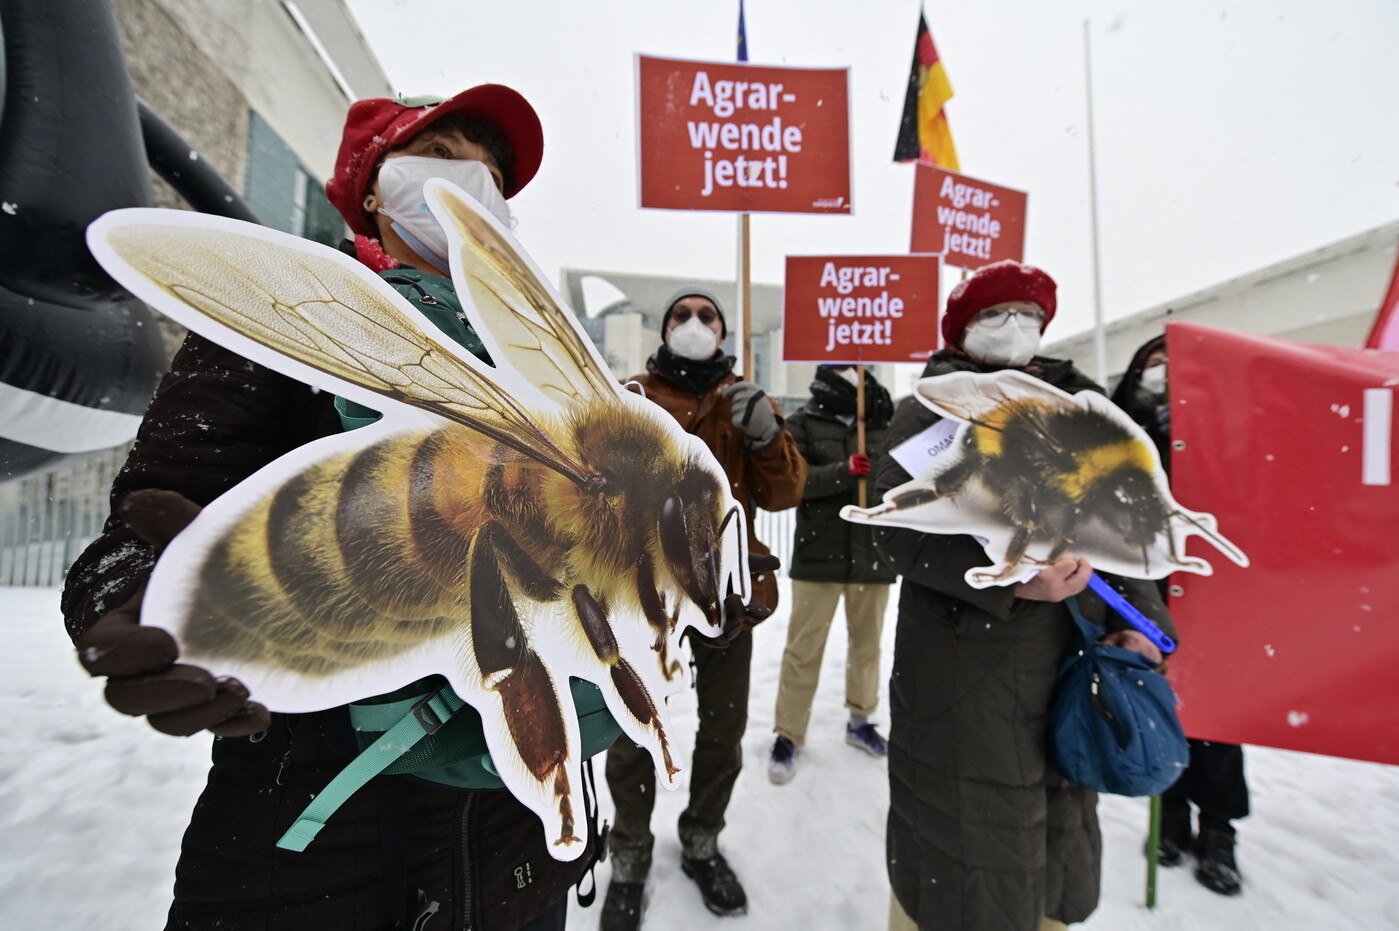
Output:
top-left (244, 112), bottom-right (346, 247)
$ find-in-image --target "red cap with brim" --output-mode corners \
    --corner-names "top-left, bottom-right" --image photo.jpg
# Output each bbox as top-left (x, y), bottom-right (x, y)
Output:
top-left (325, 85), bottom-right (544, 236)
top-left (942, 260), bottom-right (1057, 347)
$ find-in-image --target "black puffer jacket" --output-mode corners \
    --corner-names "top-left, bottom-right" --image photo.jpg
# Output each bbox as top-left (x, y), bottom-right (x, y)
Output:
top-left (787, 369), bottom-right (896, 584)
top-left (875, 349), bottom-right (1175, 930)
top-left (62, 275), bottom-right (594, 930)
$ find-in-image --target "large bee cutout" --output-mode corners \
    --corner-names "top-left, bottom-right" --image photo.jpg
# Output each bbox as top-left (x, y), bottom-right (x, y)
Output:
top-left (86, 181), bottom-right (751, 860)
top-left (843, 370), bottom-right (1247, 588)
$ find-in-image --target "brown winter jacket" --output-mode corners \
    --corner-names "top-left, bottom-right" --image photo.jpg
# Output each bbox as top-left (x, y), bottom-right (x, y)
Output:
top-left (875, 349), bottom-right (1177, 930)
top-left (62, 327), bottom-right (595, 930)
top-left (630, 354), bottom-right (807, 610)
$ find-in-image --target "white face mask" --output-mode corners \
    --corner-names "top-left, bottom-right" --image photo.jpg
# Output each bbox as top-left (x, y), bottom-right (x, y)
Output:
top-left (837, 367), bottom-right (861, 387)
top-left (668, 317), bottom-right (721, 361)
top-left (376, 156), bottom-right (511, 271)
top-left (961, 319), bottom-right (1042, 368)
top-left (1140, 363), bottom-right (1167, 395)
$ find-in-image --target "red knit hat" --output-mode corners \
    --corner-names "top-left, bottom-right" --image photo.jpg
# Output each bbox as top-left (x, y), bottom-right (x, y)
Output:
top-left (942, 260), bottom-right (1057, 346)
top-left (325, 86), bottom-right (544, 236)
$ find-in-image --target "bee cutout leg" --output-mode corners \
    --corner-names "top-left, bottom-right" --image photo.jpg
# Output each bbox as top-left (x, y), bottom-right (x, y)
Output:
top-left (636, 555), bottom-right (685, 680)
top-left (573, 584), bottom-right (680, 778)
top-left (469, 524), bottom-right (580, 847)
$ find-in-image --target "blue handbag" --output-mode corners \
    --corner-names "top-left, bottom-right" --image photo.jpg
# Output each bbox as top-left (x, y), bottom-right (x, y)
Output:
top-left (1049, 596), bottom-right (1190, 797)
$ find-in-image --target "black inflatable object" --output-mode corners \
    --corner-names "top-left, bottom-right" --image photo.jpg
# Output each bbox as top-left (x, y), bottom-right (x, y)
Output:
top-left (0, 0), bottom-right (261, 482)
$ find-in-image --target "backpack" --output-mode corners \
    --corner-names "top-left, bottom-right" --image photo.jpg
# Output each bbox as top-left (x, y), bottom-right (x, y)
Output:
top-left (1049, 596), bottom-right (1190, 798)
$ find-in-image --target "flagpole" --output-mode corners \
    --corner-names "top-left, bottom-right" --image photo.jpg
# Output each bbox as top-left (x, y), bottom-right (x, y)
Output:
top-left (1083, 19), bottom-right (1109, 386)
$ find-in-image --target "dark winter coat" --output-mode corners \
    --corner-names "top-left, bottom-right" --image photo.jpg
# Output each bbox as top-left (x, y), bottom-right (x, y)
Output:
top-left (61, 269), bottom-right (594, 931)
top-left (630, 352), bottom-right (807, 611)
top-left (786, 393), bottom-right (896, 585)
top-left (1109, 334), bottom-right (1170, 468)
top-left (875, 349), bottom-right (1176, 930)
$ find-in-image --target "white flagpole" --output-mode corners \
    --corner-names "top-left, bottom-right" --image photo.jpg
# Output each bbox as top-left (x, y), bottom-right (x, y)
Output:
top-left (1083, 18), bottom-right (1109, 386)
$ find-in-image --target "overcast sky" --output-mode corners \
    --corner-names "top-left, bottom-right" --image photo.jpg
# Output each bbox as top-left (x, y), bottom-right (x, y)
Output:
top-left (345, 0), bottom-right (1398, 341)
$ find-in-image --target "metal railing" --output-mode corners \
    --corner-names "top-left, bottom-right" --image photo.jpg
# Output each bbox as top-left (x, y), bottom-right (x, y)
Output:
top-left (0, 447), bottom-right (128, 588)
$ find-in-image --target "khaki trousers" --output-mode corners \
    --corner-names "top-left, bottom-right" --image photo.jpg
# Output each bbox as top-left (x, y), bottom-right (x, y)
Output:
top-left (773, 580), bottom-right (890, 745)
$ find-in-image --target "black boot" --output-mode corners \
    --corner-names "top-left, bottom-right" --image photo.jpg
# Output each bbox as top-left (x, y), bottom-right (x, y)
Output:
top-left (680, 852), bottom-right (748, 916)
top-left (600, 880), bottom-right (646, 931)
top-left (1194, 828), bottom-right (1243, 896)
top-left (1157, 807), bottom-right (1193, 867)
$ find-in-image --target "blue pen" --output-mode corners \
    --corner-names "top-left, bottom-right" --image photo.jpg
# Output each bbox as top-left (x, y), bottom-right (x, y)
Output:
top-left (1086, 573), bottom-right (1177, 655)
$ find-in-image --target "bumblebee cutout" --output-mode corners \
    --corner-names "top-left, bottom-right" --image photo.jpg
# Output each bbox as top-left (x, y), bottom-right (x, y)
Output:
top-left (86, 180), bottom-right (752, 860)
top-left (843, 370), bottom-right (1247, 588)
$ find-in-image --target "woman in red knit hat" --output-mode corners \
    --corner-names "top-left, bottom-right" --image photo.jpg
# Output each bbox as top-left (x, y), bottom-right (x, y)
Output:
top-left (64, 87), bottom-right (596, 931)
top-left (874, 260), bottom-right (1174, 931)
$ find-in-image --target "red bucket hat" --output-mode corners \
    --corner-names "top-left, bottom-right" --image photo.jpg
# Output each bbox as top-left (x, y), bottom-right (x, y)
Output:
top-left (325, 85), bottom-right (544, 236)
top-left (942, 260), bottom-right (1057, 347)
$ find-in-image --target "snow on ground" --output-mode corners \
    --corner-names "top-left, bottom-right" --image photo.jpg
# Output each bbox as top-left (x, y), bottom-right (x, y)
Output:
top-left (4, 584), bottom-right (1398, 930)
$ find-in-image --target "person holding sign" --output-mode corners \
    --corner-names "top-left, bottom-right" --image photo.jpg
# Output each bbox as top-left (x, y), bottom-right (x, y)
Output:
top-left (1112, 335), bottom-right (1250, 897)
top-left (602, 287), bottom-right (805, 928)
top-left (767, 364), bottom-right (897, 784)
top-left (63, 87), bottom-right (594, 931)
top-left (873, 261), bottom-right (1175, 931)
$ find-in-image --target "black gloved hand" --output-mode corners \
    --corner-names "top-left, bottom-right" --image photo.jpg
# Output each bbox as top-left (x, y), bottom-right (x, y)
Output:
top-left (709, 552), bottom-right (783, 647)
top-left (76, 490), bottom-right (270, 737)
top-left (721, 381), bottom-right (780, 449)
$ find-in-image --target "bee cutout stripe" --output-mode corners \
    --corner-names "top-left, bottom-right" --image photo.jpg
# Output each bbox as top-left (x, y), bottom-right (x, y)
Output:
top-left (85, 182), bottom-right (753, 860)
top-left (841, 369), bottom-right (1248, 588)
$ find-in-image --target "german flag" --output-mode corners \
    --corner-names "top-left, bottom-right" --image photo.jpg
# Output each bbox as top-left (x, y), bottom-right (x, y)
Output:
top-left (893, 13), bottom-right (959, 169)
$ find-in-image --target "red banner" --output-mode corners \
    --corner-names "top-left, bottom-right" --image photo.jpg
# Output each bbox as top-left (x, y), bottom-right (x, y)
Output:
top-left (910, 163), bottom-right (1026, 269)
top-left (636, 55), bottom-right (851, 214)
top-left (781, 255), bottom-right (940, 364)
top-left (1168, 321), bottom-right (1399, 764)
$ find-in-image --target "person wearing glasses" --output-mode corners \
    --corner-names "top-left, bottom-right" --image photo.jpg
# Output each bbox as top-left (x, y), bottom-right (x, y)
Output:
top-left (873, 260), bottom-right (1172, 931)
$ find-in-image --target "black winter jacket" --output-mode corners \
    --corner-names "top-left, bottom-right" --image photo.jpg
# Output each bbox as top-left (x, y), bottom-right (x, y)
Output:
top-left (62, 272), bottom-right (593, 930)
top-left (786, 401), bottom-right (896, 584)
top-left (875, 349), bottom-right (1175, 930)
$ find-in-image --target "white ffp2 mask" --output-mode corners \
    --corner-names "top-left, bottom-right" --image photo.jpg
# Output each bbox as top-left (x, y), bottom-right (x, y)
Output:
top-left (961, 320), bottom-right (1042, 368)
top-left (668, 317), bottom-right (721, 360)
top-left (376, 156), bottom-right (511, 271)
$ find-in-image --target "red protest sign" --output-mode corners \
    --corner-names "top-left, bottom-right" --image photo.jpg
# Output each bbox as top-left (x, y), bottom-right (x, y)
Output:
top-left (782, 255), bottom-right (940, 364)
top-left (636, 54), bottom-right (851, 214)
top-left (1167, 321), bottom-right (1399, 765)
top-left (910, 163), bottom-right (1026, 269)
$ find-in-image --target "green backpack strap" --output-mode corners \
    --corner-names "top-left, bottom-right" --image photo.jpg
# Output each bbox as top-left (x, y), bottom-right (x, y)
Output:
top-left (277, 685), bottom-right (467, 852)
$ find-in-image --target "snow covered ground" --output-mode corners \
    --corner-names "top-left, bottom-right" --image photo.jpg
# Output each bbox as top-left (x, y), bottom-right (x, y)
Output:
top-left (4, 583), bottom-right (1397, 930)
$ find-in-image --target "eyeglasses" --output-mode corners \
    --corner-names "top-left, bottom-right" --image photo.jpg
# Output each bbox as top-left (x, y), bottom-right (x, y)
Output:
top-left (670, 306), bottom-right (720, 326)
top-left (973, 307), bottom-right (1045, 328)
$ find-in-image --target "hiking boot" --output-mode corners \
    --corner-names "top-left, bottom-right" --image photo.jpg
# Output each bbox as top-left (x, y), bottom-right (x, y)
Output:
top-left (600, 880), bottom-right (646, 931)
top-left (1155, 808), bottom-right (1193, 867)
top-left (1194, 829), bottom-right (1242, 896)
top-left (768, 735), bottom-right (797, 784)
top-left (845, 721), bottom-right (888, 758)
top-left (680, 852), bottom-right (748, 916)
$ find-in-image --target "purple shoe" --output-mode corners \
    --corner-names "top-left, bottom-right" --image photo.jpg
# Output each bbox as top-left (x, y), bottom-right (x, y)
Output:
top-left (845, 722), bottom-right (888, 758)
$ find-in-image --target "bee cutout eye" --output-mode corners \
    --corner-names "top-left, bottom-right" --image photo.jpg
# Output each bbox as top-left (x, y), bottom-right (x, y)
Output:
top-left (844, 369), bottom-right (1247, 588)
top-left (86, 182), bottom-right (753, 860)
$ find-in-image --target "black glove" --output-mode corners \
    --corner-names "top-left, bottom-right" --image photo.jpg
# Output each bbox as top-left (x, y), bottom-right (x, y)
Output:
top-left (721, 381), bottom-right (780, 449)
top-left (710, 552), bottom-right (782, 647)
top-left (76, 490), bottom-right (270, 737)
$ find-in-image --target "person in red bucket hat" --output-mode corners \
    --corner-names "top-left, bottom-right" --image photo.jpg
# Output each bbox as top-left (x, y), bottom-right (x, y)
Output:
top-left (873, 259), bottom-right (1175, 931)
top-left (64, 86), bottom-right (601, 931)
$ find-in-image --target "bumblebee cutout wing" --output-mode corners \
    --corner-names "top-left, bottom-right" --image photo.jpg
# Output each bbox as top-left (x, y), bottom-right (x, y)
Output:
top-left (428, 182), bottom-right (619, 408)
top-left (89, 214), bottom-right (594, 486)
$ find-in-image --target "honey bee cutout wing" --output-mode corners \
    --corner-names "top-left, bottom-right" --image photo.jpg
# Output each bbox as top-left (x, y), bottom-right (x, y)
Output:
top-left (843, 369), bottom-right (1248, 588)
top-left (86, 179), bottom-right (752, 861)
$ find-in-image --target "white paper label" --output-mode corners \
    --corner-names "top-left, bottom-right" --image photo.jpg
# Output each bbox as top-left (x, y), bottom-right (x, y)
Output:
top-left (889, 418), bottom-right (960, 479)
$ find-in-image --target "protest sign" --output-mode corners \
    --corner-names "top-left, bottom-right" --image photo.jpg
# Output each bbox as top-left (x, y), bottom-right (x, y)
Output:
top-left (910, 163), bottom-right (1026, 269)
top-left (637, 54), bottom-right (851, 214)
top-left (1168, 322), bottom-right (1399, 765)
top-left (782, 255), bottom-right (940, 364)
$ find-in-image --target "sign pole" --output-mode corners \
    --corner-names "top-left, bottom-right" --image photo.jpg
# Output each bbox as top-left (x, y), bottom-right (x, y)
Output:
top-left (740, 213), bottom-right (753, 378)
top-left (856, 363), bottom-right (867, 507)
top-left (1146, 794), bottom-right (1162, 908)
